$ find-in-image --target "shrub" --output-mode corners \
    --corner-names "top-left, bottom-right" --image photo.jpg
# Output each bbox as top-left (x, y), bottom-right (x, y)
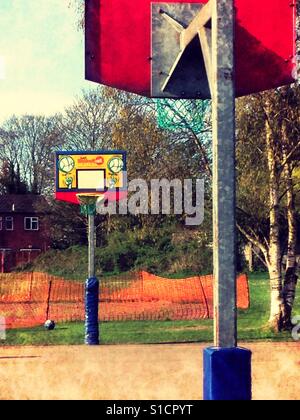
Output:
top-left (27, 227), bottom-right (213, 278)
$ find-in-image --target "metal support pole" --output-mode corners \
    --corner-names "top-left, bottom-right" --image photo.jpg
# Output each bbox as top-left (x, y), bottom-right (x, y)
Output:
top-left (85, 212), bottom-right (99, 345)
top-left (88, 214), bottom-right (95, 278)
top-left (211, 0), bottom-right (237, 349)
top-left (203, 0), bottom-right (252, 400)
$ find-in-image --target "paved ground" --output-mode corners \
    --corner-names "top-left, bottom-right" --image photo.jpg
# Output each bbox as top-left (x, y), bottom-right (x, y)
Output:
top-left (0, 342), bottom-right (299, 400)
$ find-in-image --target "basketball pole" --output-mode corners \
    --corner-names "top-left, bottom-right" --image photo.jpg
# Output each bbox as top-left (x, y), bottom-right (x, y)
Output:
top-left (203, 0), bottom-right (251, 400)
top-left (77, 196), bottom-right (100, 346)
top-left (88, 214), bottom-right (95, 279)
top-left (85, 209), bottom-right (100, 345)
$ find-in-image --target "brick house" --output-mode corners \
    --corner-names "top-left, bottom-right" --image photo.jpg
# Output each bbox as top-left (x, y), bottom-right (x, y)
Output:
top-left (0, 195), bottom-right (51, 272)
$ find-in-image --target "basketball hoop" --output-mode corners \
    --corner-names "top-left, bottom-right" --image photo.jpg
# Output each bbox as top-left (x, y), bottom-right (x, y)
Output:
top-left (54, 152), bottom-right (128, 347)
top-left (55, 151), bottom-right (127, 206)
top-left (76, 193), bottom-right (105, 216)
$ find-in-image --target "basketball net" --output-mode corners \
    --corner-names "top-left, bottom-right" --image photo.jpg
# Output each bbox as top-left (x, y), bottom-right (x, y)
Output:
top-left (76, 193), bottom-right (105, 216)
top-left (156, 99), bottom-right (210, 134)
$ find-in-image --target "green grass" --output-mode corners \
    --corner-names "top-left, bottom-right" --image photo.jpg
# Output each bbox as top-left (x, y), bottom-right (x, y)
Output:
top-left (237, 272), bottom-right (300, 342)
top-left (3, 320), bottom-right (213, 346)
top-left (2, 272), bottom-right (300, 346)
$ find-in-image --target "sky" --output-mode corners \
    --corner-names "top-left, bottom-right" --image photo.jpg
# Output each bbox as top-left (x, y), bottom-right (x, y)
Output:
top-left (0, 0), bottom-right (93, 124)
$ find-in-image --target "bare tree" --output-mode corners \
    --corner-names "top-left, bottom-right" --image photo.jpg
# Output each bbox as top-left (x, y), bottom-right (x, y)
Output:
top-left (58, 87), bottom-right (122, 151)
top-left (0, 115), bottom-right (62, 194)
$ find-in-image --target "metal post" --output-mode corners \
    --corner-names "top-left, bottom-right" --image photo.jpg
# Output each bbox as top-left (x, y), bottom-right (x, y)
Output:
top-left (211, 0), bottom-right (237, 349)
top-left (203, 0), bottom-right (252, 400)
top-left (88, 214), bottom-right (95, 278)
top-left (46, 279), bottom-right (53, 321)
top-left (85, 212), bottom-right (99, 345)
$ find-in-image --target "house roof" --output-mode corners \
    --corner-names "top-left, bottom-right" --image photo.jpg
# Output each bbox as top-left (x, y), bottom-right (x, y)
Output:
top-left (0, 194), bottom-right (50, 214)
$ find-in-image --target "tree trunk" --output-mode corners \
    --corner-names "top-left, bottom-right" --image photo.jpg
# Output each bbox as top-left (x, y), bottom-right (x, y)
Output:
top-left (282, 146), bottom-right (298, 330)
top-left (265, 116), bottom-right (283, 331)
top-left (244, 242), bottom-right (254, 272)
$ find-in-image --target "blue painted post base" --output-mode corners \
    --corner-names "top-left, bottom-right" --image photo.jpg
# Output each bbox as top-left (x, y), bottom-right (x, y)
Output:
top-left (203, 347), bottom-right (252, 400)
top-left (85, 277), bottom-right (99, 345)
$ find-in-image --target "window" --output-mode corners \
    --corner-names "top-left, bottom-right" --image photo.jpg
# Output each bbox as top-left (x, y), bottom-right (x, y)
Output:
top-left (5, 217), bottom-right (13, 231)
top-left (24, 217), bottom-right (39, 231)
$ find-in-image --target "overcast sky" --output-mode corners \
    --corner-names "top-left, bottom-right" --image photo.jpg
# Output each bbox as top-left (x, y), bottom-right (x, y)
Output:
top-left (0, 0), bottom-right (93, 124)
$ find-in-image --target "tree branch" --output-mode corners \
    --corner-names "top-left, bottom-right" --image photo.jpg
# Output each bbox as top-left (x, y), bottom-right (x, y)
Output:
top-left (237, 222), bottom-right (269, 264)
top-left (279, 139), bottom-right (300, 169)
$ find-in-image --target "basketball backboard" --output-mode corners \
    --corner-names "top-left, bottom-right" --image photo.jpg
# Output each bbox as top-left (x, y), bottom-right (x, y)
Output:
top-left (55, 151), bottom-right (127, 205)
top-left (86, 0), bottom-right (296, 99)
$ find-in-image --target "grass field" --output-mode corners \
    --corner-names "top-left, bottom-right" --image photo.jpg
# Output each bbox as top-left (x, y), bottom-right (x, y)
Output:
top-left (2, 272), bottom-right (300, 346)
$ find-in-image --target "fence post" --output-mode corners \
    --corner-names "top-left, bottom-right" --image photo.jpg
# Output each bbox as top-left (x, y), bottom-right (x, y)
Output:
top-left (45, 279), bottom-right (53, 321)
top-left (28, 272), bottom-right (34, 302)
top-left (199, 275), bottom-right (210, 319)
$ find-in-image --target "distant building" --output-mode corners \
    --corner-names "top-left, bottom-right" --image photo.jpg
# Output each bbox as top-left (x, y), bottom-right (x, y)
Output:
top-left (0, 194), bottom-right (51, 273)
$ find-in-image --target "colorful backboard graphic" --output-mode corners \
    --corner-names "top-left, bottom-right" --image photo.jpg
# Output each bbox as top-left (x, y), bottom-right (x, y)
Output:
top-left (55, 151), bottom-right (127, 204)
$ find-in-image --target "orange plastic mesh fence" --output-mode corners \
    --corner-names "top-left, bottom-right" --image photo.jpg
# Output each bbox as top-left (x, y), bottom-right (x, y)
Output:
top-left (0, 272), bottom-right (250, 329)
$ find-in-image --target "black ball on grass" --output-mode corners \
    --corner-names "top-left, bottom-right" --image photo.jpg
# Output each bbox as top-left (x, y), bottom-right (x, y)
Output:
top-left (44, 320), bottom-right (56, 331)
